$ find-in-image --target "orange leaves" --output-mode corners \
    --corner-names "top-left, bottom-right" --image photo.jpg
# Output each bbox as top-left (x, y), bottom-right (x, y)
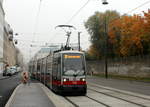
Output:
top-left (88, 45), bottom-right (100, 58)
top-left (143, 9), bottom-right (150, 34)
top-left (108, 10), bottom-right (150, 56)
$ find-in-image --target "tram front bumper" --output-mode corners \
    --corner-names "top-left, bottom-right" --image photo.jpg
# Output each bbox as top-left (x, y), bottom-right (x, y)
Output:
top-left (59, 84), bottom-right (87, 92)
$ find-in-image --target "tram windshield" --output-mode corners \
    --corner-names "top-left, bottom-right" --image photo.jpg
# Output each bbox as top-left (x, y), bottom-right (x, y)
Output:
top-left (63, 53), bottom-right (85, 76)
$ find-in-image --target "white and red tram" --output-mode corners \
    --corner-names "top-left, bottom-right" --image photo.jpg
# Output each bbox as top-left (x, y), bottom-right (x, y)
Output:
top-left (29, 50), bottom-right (87, 94)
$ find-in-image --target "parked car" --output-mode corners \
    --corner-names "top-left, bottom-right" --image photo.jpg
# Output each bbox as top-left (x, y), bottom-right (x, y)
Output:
top-left (10, 66), bottom-right (17, 74)
top-left (3, 69), bottom-right (7, 76)
top-left (17, 67), bottom-right (21, 72)
top-left (6, 68), bottom-right (14, 76)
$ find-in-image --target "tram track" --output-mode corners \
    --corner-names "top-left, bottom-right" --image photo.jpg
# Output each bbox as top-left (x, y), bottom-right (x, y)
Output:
top-left (88, 83), bottom-right (150, 101)
top-left (64, 97), bottom-right (79, 107)
top-left (64, 95), bottom-right (110, 107)
top-left (85, 95), bottom-right (110, 107)
top-left (88, 88), bottom-right (147, 107)
top-left (62, 83), bottom-right (150, 107)
top-left (87, 84), bottom-right (150, 107)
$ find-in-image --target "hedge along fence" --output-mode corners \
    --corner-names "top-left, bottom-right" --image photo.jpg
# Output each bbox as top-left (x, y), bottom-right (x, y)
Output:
top-left (86, 55), bottom-right (150, 78)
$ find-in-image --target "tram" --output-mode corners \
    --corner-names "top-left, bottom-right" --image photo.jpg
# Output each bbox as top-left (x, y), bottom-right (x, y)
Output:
top-left (29, 50), bottom-right (87, 94)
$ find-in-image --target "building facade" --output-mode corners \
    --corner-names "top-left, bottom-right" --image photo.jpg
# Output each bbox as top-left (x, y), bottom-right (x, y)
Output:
top-left (16, 47), bottom-right (24, 68)
top-left (3, 22), bottom-right (17, 67)
top-left (0, 0), bottom-right (4, 73)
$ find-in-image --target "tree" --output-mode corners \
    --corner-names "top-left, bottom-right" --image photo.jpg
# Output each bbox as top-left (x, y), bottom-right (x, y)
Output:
top-left (84, 10), bottom-right (120, 59)
top-left (109, 10), bottom-right (150, 56)
top-left (85, 9), bottom-right (150, 58)
top-left (142, 9), bottom-right (150, 54)
top-left (109, 15), bottom-right (145, 56)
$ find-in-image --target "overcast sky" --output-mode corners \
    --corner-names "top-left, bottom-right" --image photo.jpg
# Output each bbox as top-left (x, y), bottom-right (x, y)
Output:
top-left (3, 0), bottom-right (150, 62)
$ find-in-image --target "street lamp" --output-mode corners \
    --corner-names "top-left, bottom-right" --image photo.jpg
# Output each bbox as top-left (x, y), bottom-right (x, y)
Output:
top-left (102, 0), bottom-right (108, 79)
top-left (102, 0), bottom-right (108, 5)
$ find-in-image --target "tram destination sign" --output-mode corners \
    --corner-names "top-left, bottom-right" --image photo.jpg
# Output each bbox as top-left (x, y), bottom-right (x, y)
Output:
top-left (64, 55), bottom-right (81, 59)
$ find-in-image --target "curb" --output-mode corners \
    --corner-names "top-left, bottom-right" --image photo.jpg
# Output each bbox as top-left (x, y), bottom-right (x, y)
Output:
top-left (5, 84), bottom-right (21, 107)
top-left (39, 83), bottom-right (74, 107)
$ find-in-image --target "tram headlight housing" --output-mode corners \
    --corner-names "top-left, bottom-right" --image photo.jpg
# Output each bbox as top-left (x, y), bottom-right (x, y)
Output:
top-left (63, 78), bottom-right (69, 82)
top-left (63, 78), bottom-right (67, 82)
top-left (80, 78), bottom-right (86, 81)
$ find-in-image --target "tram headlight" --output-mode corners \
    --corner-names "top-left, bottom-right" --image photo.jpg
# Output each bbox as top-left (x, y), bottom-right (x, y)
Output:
top-left (63, 78), bottom-right (67, 82)
top-left (63, 78), bottom-right (69, 82)
top-left (80, 78), bottom-right (86, 81)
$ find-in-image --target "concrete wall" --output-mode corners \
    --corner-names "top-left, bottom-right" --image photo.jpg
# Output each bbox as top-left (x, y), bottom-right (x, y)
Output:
top-left (87, 56), bottom-right (150, 78)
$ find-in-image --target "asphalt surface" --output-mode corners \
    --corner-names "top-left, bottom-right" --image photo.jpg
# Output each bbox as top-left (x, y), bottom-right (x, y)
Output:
top-left (87, 76), bottom-right (150, 96)
top-left (0, 73), bottom-right (21, 107)
top-left (9, 83), bottom-right (55, 107)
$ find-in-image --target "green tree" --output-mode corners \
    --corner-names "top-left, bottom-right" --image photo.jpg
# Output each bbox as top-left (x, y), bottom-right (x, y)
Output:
top-left (84, 10), bottom-right (120, 59)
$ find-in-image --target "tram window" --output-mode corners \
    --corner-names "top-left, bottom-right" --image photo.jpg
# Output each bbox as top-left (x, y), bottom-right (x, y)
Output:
top-left (53, 58), bottom-right (58, 65)
top-left (58, 57), bottom-right (61, 64)
top-left (57, 57), bottom-right (61, 79)
top-left (62, 53), bottom-right (85, 76)
top-left (37, 64), bottom-right (40, 71)
top-left (53, 57), bottom-right (58, 76)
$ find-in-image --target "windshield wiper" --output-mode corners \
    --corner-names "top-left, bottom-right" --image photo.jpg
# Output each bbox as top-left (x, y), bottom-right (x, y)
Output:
top-left (73, 70), bottom-right (84, 77)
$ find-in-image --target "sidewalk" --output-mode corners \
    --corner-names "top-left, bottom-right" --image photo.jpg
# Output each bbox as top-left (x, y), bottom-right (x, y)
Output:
top-left (5, 83), bottom-right (56, 107)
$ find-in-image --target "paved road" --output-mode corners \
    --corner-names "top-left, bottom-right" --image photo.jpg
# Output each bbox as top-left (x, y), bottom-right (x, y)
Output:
top-left (0, 73), bottom-right (9, 80)
top-left (0, 73), bottom-right (4, 79)
top-left (87, 76), bottom-right (150, 96)
top-left (0, 73), bottom-right (21, 107)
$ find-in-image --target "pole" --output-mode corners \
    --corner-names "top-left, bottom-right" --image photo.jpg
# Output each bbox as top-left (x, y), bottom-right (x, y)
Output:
top-left (104, 13), bottom-right (108, 79)
top-left (78, 32), bottom-right (81, 51)
top-left (102, 0), bottom-right (109, 79)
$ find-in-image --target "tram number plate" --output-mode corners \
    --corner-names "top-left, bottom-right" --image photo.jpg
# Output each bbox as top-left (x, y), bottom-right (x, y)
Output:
top-left (72, 81), bottom-right (77, 84)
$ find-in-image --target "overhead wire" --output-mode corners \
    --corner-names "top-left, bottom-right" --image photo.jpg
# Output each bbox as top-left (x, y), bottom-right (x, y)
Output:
top-left (29, 0), bottom-right (43, 61)
top-left (108, 0), bottom-right (150, 26)
top-left (59, 0), bottom-right (91, 47)
top-left (66, 0), bottom-right (150, 25)
top-left (32, 0), bottom-right (43, 43)
top-left (66, 0), bottom-right (90, 24)
top-left (126, 0), bottom-right (150, 14)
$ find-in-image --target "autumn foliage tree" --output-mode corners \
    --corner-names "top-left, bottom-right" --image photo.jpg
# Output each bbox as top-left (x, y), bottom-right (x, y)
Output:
top-left (142, 9), bottom-right (150, 54)
top-left (85, 9), bottom-right (150, 59)
top-left (109, 15), bottom-right (144, 56)
top-left (109, 9), bottom-right (150, 56)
